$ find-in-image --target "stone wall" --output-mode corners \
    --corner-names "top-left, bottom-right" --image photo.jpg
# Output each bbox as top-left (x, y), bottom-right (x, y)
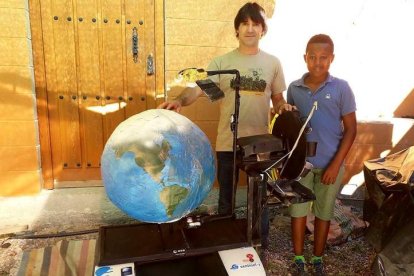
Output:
top-left (0, 0), bottom-right (40, 195)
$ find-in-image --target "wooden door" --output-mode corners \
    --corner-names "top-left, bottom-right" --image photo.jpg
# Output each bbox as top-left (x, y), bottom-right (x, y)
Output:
top-left (38, 0), bottom-right (158, 185)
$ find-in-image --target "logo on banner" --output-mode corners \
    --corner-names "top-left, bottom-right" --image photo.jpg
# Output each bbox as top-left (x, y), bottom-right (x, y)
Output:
top-left (230, 252), bottom-right (261, 270)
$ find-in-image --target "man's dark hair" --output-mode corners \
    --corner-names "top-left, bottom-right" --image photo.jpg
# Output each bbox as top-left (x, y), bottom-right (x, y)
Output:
top-left (306, 34), bottom-right (334, 53)
top-left (234, 2), bottom-right (267, 37)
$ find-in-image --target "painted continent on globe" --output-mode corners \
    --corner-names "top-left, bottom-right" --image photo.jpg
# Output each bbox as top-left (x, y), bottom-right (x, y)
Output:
top-left (101, 109), bottom-right (216, 223)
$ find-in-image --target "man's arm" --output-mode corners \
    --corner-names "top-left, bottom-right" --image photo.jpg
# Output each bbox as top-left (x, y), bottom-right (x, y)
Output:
top-left (157, 86), bottom-right (203, 112)
top-left (271, 93), bottom-right (286, 114)
top-left (322, 112), bottom-right (357, 184)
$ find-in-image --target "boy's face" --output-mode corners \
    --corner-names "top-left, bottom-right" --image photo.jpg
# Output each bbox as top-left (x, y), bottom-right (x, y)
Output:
top-left (304, 43), bottom-right (334, 78)
top-left (236, 17), bottom-right (264, 48)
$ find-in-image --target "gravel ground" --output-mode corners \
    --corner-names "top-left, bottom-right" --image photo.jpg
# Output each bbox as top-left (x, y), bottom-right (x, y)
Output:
top-left (264, 211), bottom-right (376, 275)
top-left (0, 204), bottom-right (376, 276)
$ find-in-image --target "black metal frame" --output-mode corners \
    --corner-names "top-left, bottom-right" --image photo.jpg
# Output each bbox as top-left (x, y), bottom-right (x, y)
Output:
top-left (95, 69), bottom-right (281, 268)
top-left (202, 69), bottom-right (241, 216)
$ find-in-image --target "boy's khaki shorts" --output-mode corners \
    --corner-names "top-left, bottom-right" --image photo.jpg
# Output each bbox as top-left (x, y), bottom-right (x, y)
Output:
top-left (289, 166), bottom-right (344, 221)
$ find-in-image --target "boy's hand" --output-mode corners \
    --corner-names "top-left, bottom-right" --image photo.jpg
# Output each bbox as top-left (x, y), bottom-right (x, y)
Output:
top-left (322, 164), bottom-right (340, 185)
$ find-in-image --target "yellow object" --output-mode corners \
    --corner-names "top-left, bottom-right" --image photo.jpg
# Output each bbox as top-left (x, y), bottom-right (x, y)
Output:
top-left (178, 68), bottom-right (208, 82)
top-left (268, 113), bottom-right (280, 181)
top-left (269, 113), bottom-right (278, 133)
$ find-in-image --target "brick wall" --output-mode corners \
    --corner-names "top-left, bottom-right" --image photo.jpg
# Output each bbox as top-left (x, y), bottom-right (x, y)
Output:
top-left (344, 119), bottom-right (414, 185)
top-left (0, 0), bottom-right (41, 195)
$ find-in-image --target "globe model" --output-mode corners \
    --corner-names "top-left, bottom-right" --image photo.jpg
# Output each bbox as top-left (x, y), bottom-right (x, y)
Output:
top-left (101, 109), bottom-right (216, 223)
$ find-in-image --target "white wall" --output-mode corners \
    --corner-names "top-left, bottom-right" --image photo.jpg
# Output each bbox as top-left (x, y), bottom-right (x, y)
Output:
top-left (261, 0), bottom-right (414, 119)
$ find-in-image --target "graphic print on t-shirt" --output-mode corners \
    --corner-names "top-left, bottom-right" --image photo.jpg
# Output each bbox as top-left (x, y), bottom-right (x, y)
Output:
top-left (230, 68), bottom-right (266, 96)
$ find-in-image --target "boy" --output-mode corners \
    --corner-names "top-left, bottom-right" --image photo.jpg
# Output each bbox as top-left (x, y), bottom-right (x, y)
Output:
top-left (281, 34), bottom-right (357, 275)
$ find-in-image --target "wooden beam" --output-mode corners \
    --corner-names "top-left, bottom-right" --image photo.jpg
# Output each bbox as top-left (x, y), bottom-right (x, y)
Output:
top-left (154, 0), bottom-right (165, 105)
top-left (29, 0), bottom-right (54, 189)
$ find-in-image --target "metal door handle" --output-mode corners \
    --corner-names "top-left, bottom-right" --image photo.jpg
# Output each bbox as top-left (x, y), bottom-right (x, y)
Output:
top-left (132, 27), bottom-right (138, 63)
top-left (147, 54), bottom-right (154, 75)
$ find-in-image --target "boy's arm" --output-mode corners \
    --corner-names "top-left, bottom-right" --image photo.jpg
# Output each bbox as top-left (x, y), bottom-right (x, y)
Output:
top-left (322, 112), bottom-right (357, 185)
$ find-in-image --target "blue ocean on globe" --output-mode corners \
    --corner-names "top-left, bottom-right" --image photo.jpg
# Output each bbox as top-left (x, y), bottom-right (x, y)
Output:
top-left (101, 109), bottom-right (216, 223)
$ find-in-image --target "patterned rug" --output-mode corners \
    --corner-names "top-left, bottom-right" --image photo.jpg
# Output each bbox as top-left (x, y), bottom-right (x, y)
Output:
top-left (17, 239), bottom-right (96, 276)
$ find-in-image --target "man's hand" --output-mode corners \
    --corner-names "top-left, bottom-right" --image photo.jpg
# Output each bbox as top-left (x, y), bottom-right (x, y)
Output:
top-left (157, 86), bottom-right (203, 112)
top-left (157, 100), bottom-right (182, 112)
top-left (278, 103), bottom-right (297, 114)
top-left (271, 93), bottom-right (297, 114)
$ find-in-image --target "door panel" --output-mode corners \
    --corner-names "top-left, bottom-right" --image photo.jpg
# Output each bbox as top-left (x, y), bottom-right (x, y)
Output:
top-left (40, 0), bottom-right (154, 185)
top-left (76, 0), bottom-right (104, 169)
top-left (101, 0), bottom-right (125, 142)
top-left (125, 0), bottom-right (147, 118)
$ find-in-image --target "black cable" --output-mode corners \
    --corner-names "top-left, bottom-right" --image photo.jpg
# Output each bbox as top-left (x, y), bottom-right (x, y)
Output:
top-left (9, 228), bottom-right (99, 239)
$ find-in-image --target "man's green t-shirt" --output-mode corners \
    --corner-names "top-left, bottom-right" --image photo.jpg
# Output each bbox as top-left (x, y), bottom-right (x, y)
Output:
top-left (207, 49), bottom-right (286, 151)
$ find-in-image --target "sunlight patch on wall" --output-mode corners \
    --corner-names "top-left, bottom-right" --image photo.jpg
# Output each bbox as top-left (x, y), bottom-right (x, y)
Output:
top-left (86, 102), bottom-right (127, 115)
top-left (390, 118), bottom-right (413, 147)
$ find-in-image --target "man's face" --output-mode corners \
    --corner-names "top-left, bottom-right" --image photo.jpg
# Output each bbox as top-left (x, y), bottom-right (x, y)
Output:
top-left (236, 17), bottom-right (264, 48)
top-left (304, 43), bottom-right (334, 78)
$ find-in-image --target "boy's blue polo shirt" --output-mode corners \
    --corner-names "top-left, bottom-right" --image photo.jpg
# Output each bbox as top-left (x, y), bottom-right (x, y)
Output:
top-left (287, 73), bottom-right (356, 168)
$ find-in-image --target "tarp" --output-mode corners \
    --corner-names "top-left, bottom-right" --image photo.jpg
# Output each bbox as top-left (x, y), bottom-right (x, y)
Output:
top-left (364, 146), bottom-right (414, 192)
top-left (363, 146), bottom-right (414, 275)
top-left (373, 218), bottom-right (414, 276)
top-left (306, 200), bottom-right (368, 246)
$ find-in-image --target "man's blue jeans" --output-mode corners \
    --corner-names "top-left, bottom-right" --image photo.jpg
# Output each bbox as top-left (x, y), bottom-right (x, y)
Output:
top-left (216, 151), bottom-right (269, 243)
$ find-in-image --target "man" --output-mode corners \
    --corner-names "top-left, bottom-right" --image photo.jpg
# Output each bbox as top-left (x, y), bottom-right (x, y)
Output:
top-left (158, 2), bottom-right (287, 245)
